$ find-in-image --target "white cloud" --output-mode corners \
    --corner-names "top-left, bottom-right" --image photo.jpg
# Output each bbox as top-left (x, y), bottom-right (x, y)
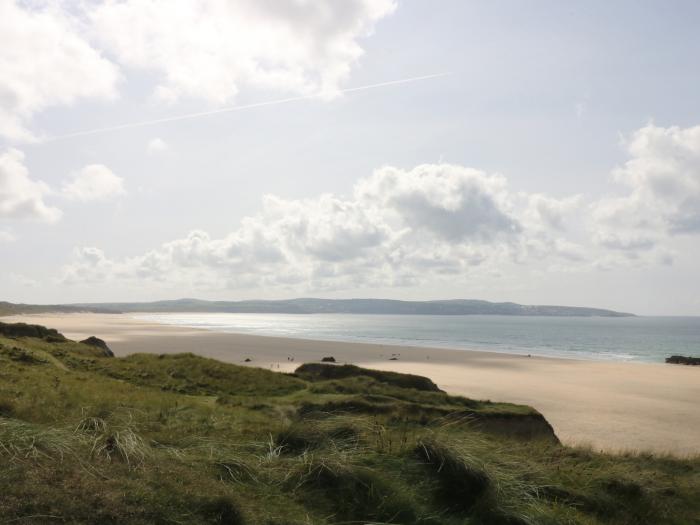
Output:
top-left (8, 273), bottom-right (39, 288)
top-left (524, 193), bottom-right (582, 231)
top-left (0, 1), bottom-right (395, 141)
top-left (0, 1), bottom-right (120, 141)
top-left (88, 0), bottom-right (397, 104)
top-left (60, 163), bottom-right (584, 291)
top-left (0, 229), bottom-right (16, 243)
top-left (62, 165), bottom-right (126, 201)
top-left (0, 148), bottom-right (62, 222)
top-left (147, 137), bottom-right (169, 153)
top-left (58, 122), bottom-right (700, 292)
top-left (601, 123), bottom-right (700, 232)
top-left (593, 231), bottom-right (656, 252)
top-left (355, 165), bottom-right (520, 241)
top-left (591, 123), bottom-right (700, 256)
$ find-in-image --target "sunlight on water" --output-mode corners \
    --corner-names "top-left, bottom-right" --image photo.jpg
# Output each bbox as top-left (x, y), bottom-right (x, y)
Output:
top-left (134, 313), bottom-right (700, 363)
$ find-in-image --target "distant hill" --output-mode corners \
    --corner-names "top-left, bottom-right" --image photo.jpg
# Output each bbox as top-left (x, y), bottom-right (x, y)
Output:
top-left (69, 298), bottom-right (635, 317)
top-left (0, 301), bottom-right (119, 317)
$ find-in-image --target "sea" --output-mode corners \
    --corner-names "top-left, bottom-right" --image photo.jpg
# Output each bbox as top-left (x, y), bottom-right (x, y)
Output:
top-left (135, 313), bottom-right (700, 363)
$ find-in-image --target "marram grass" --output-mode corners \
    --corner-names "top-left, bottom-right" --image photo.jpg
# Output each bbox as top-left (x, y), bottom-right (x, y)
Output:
top-left (0, 328), bottom-right (698, 524)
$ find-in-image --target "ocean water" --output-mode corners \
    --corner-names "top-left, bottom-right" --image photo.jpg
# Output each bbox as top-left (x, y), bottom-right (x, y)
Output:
top-left (135, 313), bottom-right (700, 363)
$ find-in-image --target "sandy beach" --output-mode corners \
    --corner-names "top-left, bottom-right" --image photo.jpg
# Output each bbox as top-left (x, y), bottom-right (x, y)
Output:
top-left (6, 313), bottom-right (699, 456)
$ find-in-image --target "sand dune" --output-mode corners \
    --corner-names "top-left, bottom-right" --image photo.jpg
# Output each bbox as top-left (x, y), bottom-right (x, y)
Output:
top-left (6, 313), bottom-right (699, 455)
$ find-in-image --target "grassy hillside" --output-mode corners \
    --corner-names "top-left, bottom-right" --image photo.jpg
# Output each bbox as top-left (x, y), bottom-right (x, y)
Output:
top-left (0, 323), bottom-right (697, 524)
top-left (0, 301), bottom-right (118, 316)
top-left (70, 297), bottom-right (634, 316)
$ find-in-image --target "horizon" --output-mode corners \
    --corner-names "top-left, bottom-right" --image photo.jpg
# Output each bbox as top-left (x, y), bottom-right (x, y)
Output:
top-left (2, 1), bottom-right (700, 316)
top-left (1, 295), bottom-right (645, 317)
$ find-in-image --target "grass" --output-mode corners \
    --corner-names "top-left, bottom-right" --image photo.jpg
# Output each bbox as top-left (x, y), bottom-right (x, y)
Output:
top-left (0, 324), bottom-right (698, 524)
top-left (295, 362), bottom-right (443, 392)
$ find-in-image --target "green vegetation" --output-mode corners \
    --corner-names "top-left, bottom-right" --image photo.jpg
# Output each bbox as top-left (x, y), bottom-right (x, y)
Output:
top-left (64, 297), bottom-right (636, 317)
top-left (295, 362), bottom-right (443, 392)
top-left (0, 323), bottom-right (697, 524)
top-left (0, 302), bottom-right (117, 316)
top-left (0, 320), bottom-right (66, 339)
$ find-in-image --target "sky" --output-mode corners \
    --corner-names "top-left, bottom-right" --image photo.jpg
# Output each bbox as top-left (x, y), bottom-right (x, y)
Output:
top-left (1, 0), bottom-right (700, 315)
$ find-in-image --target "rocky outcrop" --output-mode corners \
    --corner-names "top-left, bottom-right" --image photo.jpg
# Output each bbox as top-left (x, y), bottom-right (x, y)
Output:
top-left (666, 355), bottom-right (700, 365)
top-left (294, 363), bottom-right (442, 392)
top-left (80, 336), bottom-right (114, 357)
top-left (0, 321), bottom-right (65, 340)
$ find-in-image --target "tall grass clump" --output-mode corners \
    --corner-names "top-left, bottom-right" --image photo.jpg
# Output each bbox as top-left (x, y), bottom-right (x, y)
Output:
top-left (414, 435), bottom-right (541, 524)
top-left (74, 410), bottom-right (151, 467)
top-left (0, 417), bottom-right (78, 462)
top-left (275, 414), bottom-right (365, 454)
top-left (290, 447), bottom-right (421, 524)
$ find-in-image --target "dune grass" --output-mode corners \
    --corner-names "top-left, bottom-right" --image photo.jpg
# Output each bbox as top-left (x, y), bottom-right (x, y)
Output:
top-left (0, 327), bottom-right (698, 524)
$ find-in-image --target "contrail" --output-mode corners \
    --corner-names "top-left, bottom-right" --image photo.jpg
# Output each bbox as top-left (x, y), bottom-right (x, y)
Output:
top-left (42, 72), bottom-right (450, 142)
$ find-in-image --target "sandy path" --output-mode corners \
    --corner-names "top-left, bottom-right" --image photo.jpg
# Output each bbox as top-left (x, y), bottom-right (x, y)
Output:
top-left (5, 313), bottom-right (699, 456)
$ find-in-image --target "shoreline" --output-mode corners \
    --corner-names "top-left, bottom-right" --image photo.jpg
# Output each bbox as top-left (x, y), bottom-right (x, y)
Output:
top-left (132, 313), bottom-right (659, 364)
top-left (4, 312), bottom-right (700, 456)
top-left (131, 311), bottom-right (690, 364)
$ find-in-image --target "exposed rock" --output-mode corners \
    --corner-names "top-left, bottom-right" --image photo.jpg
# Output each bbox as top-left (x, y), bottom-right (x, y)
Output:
top-left (80, 336), bottom-right (114, 357)
top-left (0, 321), bottom-right (65, 340)
top-left (294, 363), bottom-right (442, 392)
top-left (666, 355), bottom-right (700, 365)
top-left (321, 356), bottom-right (336, 363)
top-left (244, 358), bottom-right (252, 362)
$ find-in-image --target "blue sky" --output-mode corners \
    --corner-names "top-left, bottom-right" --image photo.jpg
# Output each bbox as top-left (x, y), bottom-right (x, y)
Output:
top-left (1, 0), bottom-right (700, 315)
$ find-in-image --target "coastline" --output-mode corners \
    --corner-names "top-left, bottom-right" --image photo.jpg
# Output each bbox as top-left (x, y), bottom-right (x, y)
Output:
top-left (5, 312), bottom-right (700, 456)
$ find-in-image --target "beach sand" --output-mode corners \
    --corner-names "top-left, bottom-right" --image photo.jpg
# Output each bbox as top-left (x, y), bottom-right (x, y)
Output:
top-left (5, 313), bottom-right (699, 456)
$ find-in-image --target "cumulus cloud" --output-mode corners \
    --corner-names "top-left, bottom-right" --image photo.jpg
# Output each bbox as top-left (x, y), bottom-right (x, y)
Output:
top-left (88, 0), bottom-right (396, 104)
top-left (0, 1), bottom-right (120, 141)
top-left (525, 194), bottom-right (582, 232)
top-left (62, 165), bottom-right (126, 201)
top-left (1, 1), bottom-right (395, 141)
top-left (57, 122), bottom-right (700, 291)
top-left (593, 231), bottom-right (656, 252)
top-left (355, 165), bottom-right (520, 241)
top-left (8, 272), bottom-right (39, 288)
top-left (147, 137), bottom-right (169, 153)
top-left (0, 148), bottom-right (62, 222)
top-left (593, 123), bottom-right (700, 244)
top-left (61, 163), bottom-right (584, 291)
